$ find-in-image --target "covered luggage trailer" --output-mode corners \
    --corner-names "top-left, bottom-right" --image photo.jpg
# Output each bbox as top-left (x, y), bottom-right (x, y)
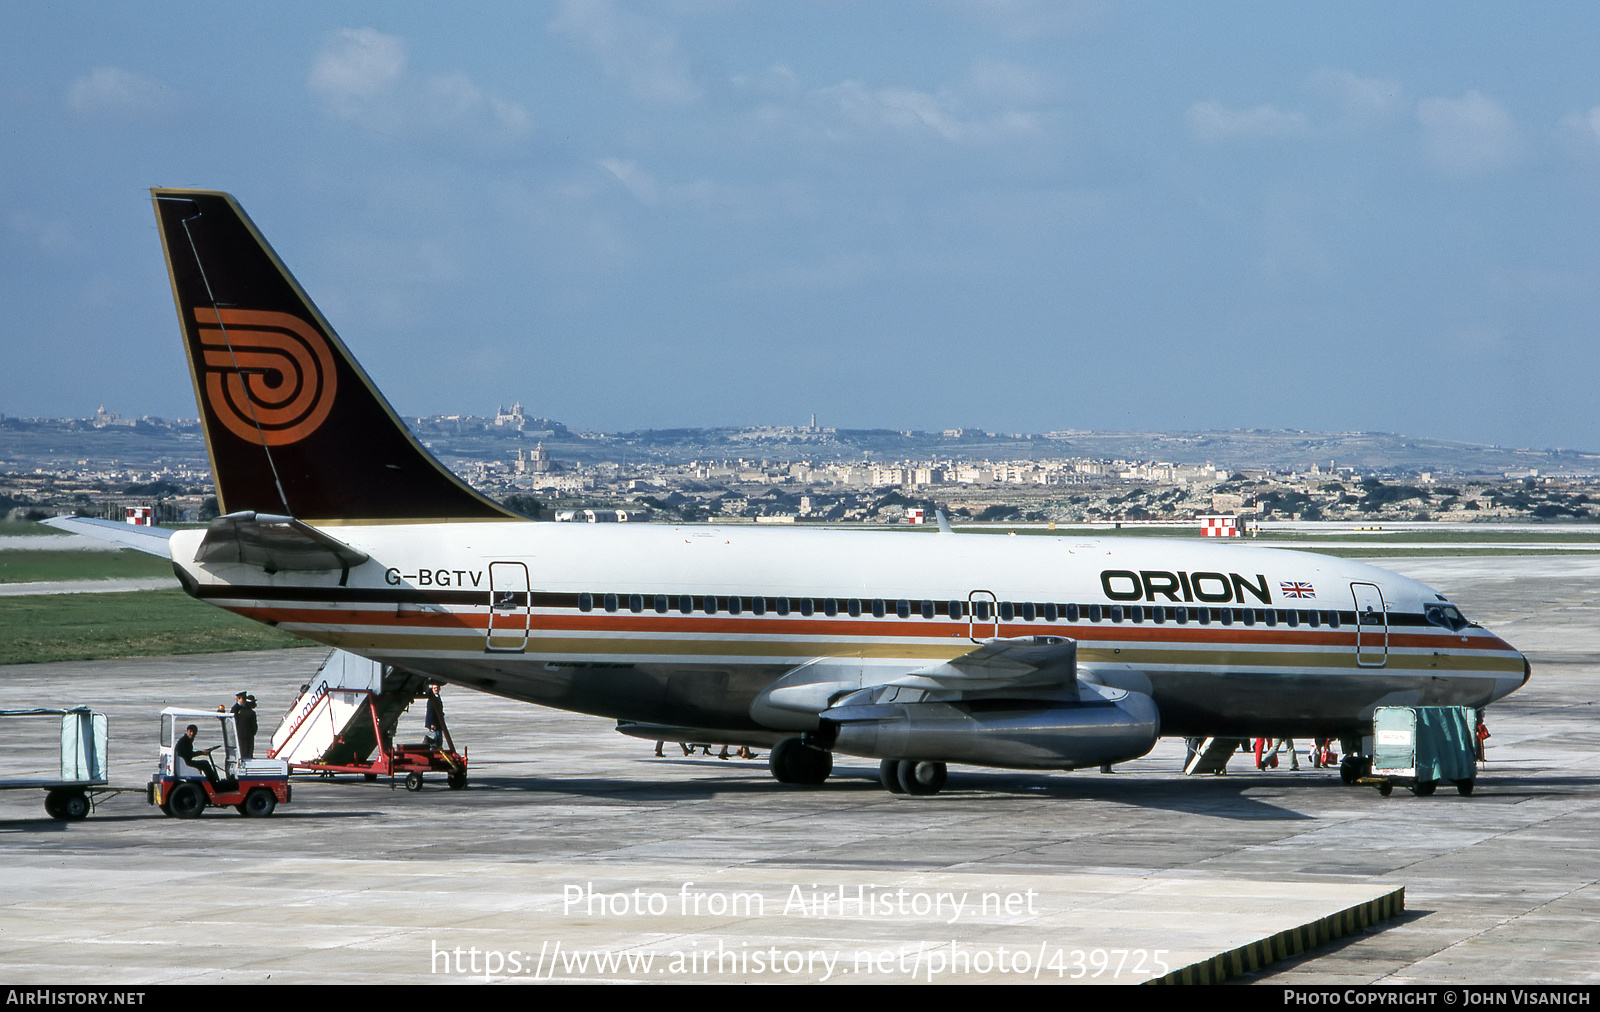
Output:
top-left (0, 706), bottom-right (123, 820)
top-left (1368, 705), bottom-right (1479, 797)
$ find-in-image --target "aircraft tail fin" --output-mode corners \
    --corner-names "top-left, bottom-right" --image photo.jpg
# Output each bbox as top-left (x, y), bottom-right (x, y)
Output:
top-left (151, 189), bottom-right (517, 524)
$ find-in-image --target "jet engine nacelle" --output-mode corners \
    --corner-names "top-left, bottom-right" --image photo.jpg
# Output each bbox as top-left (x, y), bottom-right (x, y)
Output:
top-left (819, 681), bottom-right (1160, 771)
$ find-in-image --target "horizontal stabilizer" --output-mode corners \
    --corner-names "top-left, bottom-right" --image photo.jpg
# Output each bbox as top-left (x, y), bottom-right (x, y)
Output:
top-left (40, 516), bottom-right (174, 559)
top-left (196, 512), bottom-right (368, 573)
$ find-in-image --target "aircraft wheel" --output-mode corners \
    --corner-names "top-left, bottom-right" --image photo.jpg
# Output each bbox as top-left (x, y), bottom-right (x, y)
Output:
top-left (169, 782), bottom-right (208, 818)
top-left (241, 788), bottom-right (277, 817)
top-left (1377, 781), bottom-right (1393, 797)
top-left (447, 770), bottom-right (467, 790)
top-left (769, 738), bottom-right (832, 785)
top-left (1457, 779), bottom-right (1475, 796)
top-left (897, 761), bottom-right (947, 796)
top-left (879, 760), bottom-right (906, 794)
top-left (43, 791), bottom-right (62, 819)
top-left (1339, 756), bottom-right (1363, 785)
top-left (405, 772), bottom-right (424, 792)
top-left (1411, 780), bottom-right (1437, 797)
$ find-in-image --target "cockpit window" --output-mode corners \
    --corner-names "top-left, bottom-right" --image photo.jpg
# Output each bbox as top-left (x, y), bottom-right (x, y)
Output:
top-left (1424, 604), bottom-right (1470, 632)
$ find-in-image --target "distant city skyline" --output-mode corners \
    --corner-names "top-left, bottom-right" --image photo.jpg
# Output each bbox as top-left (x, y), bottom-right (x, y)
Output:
top-left (5, 3), bottom-right (1600, 450)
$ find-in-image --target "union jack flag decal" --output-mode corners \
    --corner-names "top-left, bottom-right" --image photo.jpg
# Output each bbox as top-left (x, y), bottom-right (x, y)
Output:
top-left (1280, 581), bottom-right (1316, 599)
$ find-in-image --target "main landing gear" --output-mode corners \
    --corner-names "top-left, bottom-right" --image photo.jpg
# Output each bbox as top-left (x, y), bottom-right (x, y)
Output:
top-left (768, 738), bottom-right (832, 785)
top-left (767, 738), bottom-right (951, 795)
top-left (880, 760), bottom-right (948, 796)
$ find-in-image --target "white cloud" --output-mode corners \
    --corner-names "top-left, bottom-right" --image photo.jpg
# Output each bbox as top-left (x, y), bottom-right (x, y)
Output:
top-left (65, 67), bottom-right (176, 118)
top-left (1186, 101), bottom-right (1311, 143)
top-left (307, 29), bottom-right (530, 144)
top-left (598, 158), bottom-right (660, 204)
top-left (1416, 90), bottom-right (1520, 177)
top-left (1188, 70), bottom-right (1402, 145)
top-left (1559, 106), bottom-right (1600, 147)
top-left (548, 0), bottom-right (701, 105)
top-left (807, 61), bottom-right (1049, 145)
top-left (307, 28), bottom-right (405, 122)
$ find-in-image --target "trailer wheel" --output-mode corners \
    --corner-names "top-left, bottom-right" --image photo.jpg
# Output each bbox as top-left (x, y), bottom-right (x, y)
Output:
top-left (446, 771), bottom-right (467, 790)
top-left (405, 772), bottom-right (424, 792)
top-left (1377, 781), bottom-right (1393, 797)
top-left (169, 783), bottom-right (207, 818)
top-left (1411, 780), bottom-right (1437, 797)
top-left (45, 788), bottom-right (90, 821)
top-left (241, 788), bottom-right (277, 818)
top-left (1456, 779), bottom-right (1475, 796)
top-left (879, 759), bottom-right (906, 794)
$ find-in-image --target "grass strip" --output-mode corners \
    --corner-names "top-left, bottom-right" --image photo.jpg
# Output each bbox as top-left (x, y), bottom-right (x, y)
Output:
top-left (0, 589), bottom-right (302, 665)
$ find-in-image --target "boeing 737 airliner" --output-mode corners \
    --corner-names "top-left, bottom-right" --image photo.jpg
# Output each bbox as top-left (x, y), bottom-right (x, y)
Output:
top-left (47, 190), bottom-right (1529, 795)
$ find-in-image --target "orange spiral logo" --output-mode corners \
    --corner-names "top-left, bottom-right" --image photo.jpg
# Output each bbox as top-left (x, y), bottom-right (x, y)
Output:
top-left (194, 308), bottom-right (338, 446)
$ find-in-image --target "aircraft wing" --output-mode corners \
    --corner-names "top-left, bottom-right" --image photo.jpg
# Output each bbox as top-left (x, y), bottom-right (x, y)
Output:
top-left (195, 512), bottom-right (368, 573)
top-left (40, 516), bottom-right (175, 559)
top-left (884, 636), bottom-right (1080, 693)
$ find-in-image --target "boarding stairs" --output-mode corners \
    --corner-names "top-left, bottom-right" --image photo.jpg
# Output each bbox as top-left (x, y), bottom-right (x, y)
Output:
top-left (1184, 737), bottom-right (1251, 775)
top-left (269, 651), bottom-right (431, 766)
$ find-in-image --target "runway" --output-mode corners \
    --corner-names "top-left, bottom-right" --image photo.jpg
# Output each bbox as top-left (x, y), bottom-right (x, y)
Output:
top-left (0, 555), bottom-right (1595, 985)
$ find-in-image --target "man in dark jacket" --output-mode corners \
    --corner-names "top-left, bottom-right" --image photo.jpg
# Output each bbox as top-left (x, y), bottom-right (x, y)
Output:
top-left (175, 724), bottom-right (220, 786)
top-left (232, 692), bottom-right (259, 760)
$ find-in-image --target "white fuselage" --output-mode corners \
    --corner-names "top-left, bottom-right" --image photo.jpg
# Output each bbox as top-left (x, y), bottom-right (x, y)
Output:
top-left (169, 523), bottom-right (1528, 741)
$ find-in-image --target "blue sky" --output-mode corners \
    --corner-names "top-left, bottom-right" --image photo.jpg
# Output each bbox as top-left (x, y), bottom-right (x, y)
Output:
top-left (4, 2), bottom-right (1600, 450)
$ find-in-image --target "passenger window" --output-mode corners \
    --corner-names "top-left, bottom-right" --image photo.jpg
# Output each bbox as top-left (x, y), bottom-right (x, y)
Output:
top-left (578, 593), bottom-right (593, 612)
top-left (799, 599), bottom-right (815, 616)
top-left (1087, 604), bottom-right (1101, 622)
top-left (679, 596), bottom-right (693, 614)
top-left (1021, 602), bottom-right (1036, 621)
top-left (775, 597), bottom-right (790, 616)
top-left (751, 597), bottom-right (766, 616)
top-left (999, 601), bottom-right (1015, 621)
top-left (896, 599), bottom-right (911, 619)
top-left (847, 599), bottom-right (862, 618)
top-left (654, 595), bottom-right (668, 614)
top-left (920, 600), bottom-right (935, 619)
top-left (703, 597), bottom-right (717, 615)
top-left (824, 598), bottom-right (838, 617)
top-left (1043, 603), bottom-right (1058, 622)
top-left (1110, 606), bottom-right (1123, 623)
top-left (728, 597), bottom-right (742, 616)
top-left (603, 593), bottom-right (618, 613)
top-left (948, 600), bottom-right (965, 619)
top-left (629, 594), bottom-right (643, 614)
